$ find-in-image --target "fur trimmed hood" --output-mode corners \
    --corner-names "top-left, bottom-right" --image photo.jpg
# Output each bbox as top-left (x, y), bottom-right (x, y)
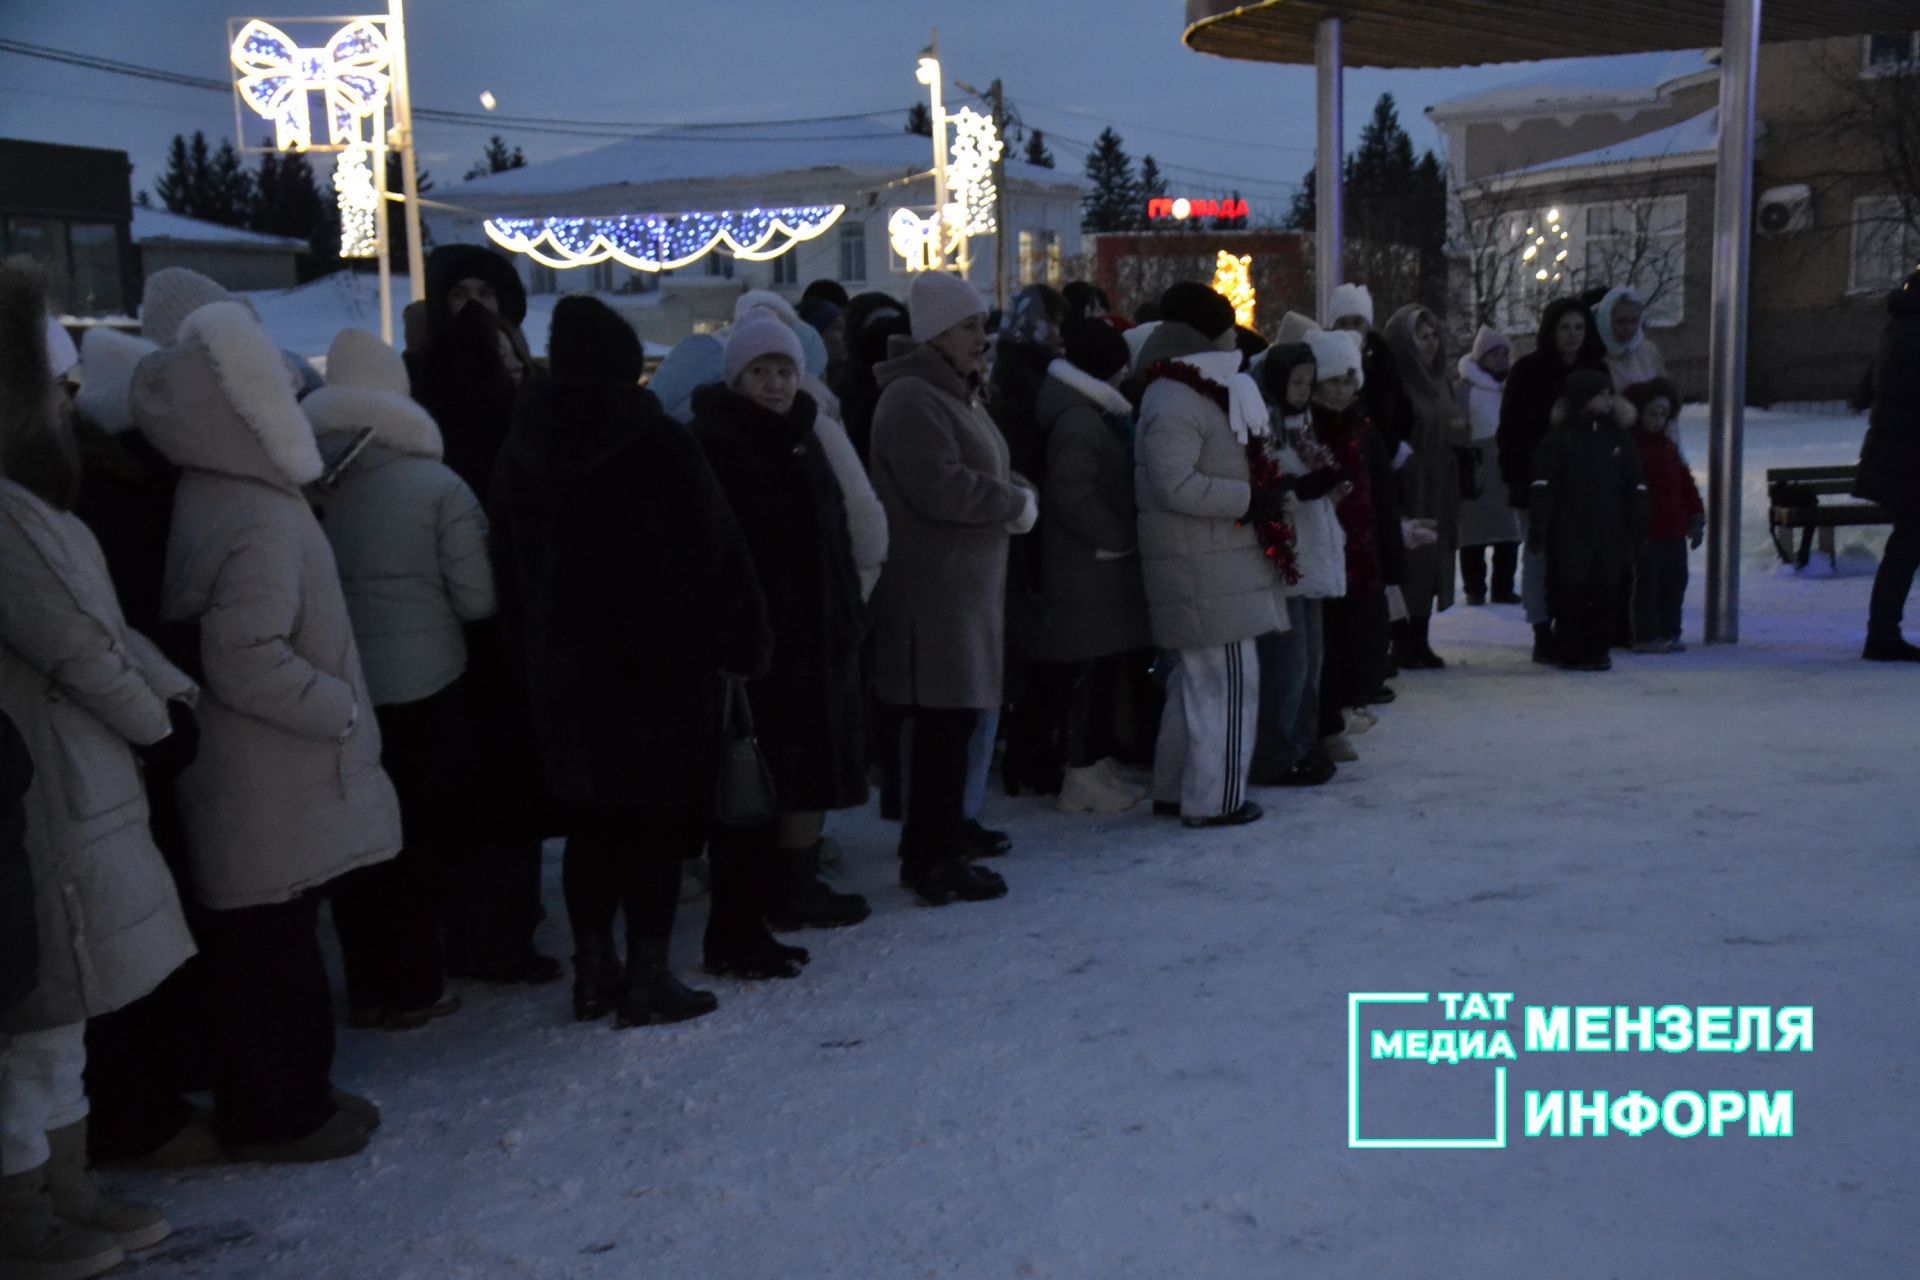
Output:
top-left (132, 300), bottom-right (323, 489)
top-left (75, 327), bottom-right (159, 435)
top-left (1044, 358), bottom-right (1132, 418)
top-left (1456, 352), bottom-right (1506, 394)
top-left (302, 329), bottom-right (442, 459)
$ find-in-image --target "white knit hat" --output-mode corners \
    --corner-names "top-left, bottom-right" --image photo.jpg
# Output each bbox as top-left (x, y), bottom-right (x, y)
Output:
top-left (141, 267), bottom-right (243, 346)
top-left (908, 271), bottom-right (988, 344)
top-left (733, 290), bottom-right (801, 327)
top-left (724, 311), bottom-right (804, 385)
top-left (1307, 328), bottom-right (1365, 389)
top-left (74, 326), bottom-right (158, 434)
top-left (323, 328), bottom-right (410, 396)
top-left (1327, 282), bottom-right (1374, 329)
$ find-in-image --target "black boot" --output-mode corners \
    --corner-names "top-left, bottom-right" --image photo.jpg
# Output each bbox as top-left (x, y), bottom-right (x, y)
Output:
top-left (766, 843), bottom-right (870, 931)
top-left (1404, 617), bottom-right (1446, 669)
top-left (961, 818), bottom-right (1012, 858)
top-left (703, 838), bottom-right (809, 979)
top-left (1863, 631), bottom-right (1920, 662)
top-left (1531, 622), bottom-right (1557, 665)
top-left (902, 831), bottom-right (1008, 905)
top-left (569, 927), bottom-right (622, 1023)
top-left (614, 936), bottom-right (717, 1028)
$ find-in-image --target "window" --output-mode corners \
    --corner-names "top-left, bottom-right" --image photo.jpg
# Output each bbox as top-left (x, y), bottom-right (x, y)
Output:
top-left (1, 215), bottom-right (126, 315)
top-left (839, 222), bottom-right (866, 283)
top-left (587, 260), bottom-right (614, 292)
top-left (704, 252), bottom-right (734, 280)
top-left (1486, 196), bottom-right (1688, 332)
top-left (771, 252), bottom-right (798, 287)
top-left (1863, 32), bottom-right (1919, 75)
top-left (529, 263), bottom-right (558, 295)
top-left (1017, 229), bottom-right (1060, 286)
top-left (1850, 196), bottom-right (1920, 294)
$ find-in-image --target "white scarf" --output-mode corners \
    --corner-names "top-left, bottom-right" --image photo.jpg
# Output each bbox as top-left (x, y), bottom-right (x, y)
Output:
top-left (1045, 358), bottom-right (1132, 417)
top-left (1172, 349), bottom-right (1269, 444)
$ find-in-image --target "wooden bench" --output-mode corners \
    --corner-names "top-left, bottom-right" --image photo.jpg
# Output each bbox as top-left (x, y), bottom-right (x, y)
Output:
top-left (1767, 465), bottom-right (1889, 569)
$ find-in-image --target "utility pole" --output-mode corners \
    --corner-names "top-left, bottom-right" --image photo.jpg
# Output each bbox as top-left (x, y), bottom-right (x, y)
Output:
top-left (387, 0), bottom-right (426, 308)
top-left (989, 78), bottom-right (1008, 312)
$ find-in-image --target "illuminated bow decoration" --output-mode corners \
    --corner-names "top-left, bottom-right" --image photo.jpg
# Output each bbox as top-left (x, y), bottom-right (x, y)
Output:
top-left (232, 18), bottom-right (391, 151)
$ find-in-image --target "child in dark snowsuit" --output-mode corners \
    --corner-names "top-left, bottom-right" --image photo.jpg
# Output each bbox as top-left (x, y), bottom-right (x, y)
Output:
top-left (1625, 379), bottom-right (1704, 652)
top-left (1528, 369), bottom-right (1648, 671)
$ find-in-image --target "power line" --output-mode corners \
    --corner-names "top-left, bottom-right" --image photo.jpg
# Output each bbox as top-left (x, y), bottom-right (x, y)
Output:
top-left (1013, 95), bottom-right (1317, 157)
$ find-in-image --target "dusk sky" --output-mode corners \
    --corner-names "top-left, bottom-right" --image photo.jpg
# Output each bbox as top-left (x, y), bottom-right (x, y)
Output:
top-left (2, 0), bottom-right (1616, 214)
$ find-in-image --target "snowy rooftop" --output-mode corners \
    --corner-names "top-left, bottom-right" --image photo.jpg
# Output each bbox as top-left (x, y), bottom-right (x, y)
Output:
top-left (448, 116), bottom-right (1082, 201)
top-left (1427, 49), bottom-right (1715, 121)
top-left (1495, 108), bottom-right (1721, 179)
top-left (131, 206), bottom-right (309, 250)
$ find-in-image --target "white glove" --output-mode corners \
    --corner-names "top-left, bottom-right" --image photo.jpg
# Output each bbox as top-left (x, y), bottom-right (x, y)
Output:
top-left (1392, 440), bottom-right (1414, 470)
top-left (1384, 584), bottom-right (1409, 623)
top-left (1006, 488), bottom-right (1039, 535)
top-left (1400, 517), bottom-right (1439, 549)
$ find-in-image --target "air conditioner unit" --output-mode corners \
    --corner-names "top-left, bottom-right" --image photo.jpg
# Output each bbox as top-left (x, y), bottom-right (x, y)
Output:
top-left (1757, 184), bottom-right (1813, 234)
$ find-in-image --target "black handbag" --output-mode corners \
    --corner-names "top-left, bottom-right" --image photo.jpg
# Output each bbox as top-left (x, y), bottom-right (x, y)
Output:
top-left (1455, 445), bottom-right (1484, 502)
top-left (714, 676), bottom-right (777, 827)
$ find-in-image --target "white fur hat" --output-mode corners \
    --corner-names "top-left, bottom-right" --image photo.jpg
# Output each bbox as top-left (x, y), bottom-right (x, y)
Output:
top-left (323, 328), bottom-right (410, 396)
top-left (908, 271), bottom-right (989, 344)
top-left (1307, 328), bottom-right (1365, 389)
top-left (75, 326), bottom-right (159, 434)
top-left (724, 311), bottom-right (804, 385)
top-left (1327, 282), bottom-right (1374, 329)
top-left (142, 267), bottom-right (244, 346)
top-left (733, 290), bottom-right (801, 327)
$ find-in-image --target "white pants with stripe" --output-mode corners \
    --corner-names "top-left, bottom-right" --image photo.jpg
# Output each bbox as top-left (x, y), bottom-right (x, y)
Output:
top-left (1153, 640), bottom-right (1259, 819)
top-left (0, 1022), bottom-right (88, 1174)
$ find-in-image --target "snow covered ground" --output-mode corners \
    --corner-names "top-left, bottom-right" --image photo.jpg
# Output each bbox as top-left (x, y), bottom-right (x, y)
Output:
top-left (117, 411), bottom-right (1918, 1280)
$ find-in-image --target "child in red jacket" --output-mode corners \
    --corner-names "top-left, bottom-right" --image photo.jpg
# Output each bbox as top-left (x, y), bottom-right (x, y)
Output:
top-left (1626, 379), bottom-right (1704, 652)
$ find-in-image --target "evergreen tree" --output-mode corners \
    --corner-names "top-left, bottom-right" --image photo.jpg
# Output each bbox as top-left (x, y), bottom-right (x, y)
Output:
top-left (464, 135), bottom-right (525, 181)
top-left (1138, 154), bottom-right (1168, 202)
top-left (148, 131), bottom-right (255, 226)
top-left (1022, 127), bottom-right (1055, 169)
top-left (1080, 127), bottom-right (1138, 233)
top-left (1211, 189), bottom-right (1248, 231)
top-left (249, 142), bottom-right (326, 239)
top-left (905, 102), bottom-right (933, 137)
top-left (152, 133), bottom-right (194, 213)
top-left (204, 139), bottom-right (254, 227)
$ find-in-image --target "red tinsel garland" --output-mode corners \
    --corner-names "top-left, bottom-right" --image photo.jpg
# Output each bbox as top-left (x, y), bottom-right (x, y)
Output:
top-left (1140, 359), bottom-right (1302, 586)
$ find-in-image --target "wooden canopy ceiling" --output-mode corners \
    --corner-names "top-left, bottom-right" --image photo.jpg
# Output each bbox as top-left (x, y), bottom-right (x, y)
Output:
top-left (1182, 0), bottom-right (1920, 68)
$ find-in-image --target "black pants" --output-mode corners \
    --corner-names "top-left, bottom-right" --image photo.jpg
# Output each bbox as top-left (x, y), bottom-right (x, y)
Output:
top-left (889, 705), bottom-right (976, 868)
top-left (1460, 542), bottom-right (1519, 597)
top-left (559, 804), bottom-right (694, 953)
top-left (1001, 661), bottom-right (1066, 794)
top-left (1061, 653), bottom-right (1132, 769)
top-left (1319, 589), bottom-right (1390, 735)
top-left (201, 891), bottom-right (336, 1147)
top-left (1554, 578), bottom-right (1622, 665)
top-left (84, 774), bottom-right (214, 1162)
top-left (1869, 518), bottom-right (1920, 641)
top-left (1632, 538), bottom-right (1689, 643)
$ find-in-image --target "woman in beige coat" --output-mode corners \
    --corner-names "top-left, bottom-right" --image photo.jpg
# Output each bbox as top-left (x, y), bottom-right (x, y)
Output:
top-left (133, 300), bottom-right (400, 1163)
top-left (0, 258), bottom-right (193, 1277)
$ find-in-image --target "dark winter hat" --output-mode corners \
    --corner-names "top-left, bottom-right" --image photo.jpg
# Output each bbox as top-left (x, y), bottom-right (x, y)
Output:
top-left (1063, 280), bottom-right (1111, 320)
top-left (801, 279), bottom-right (850, 310)
top-left (1257, 341), bottom-right (1315, 405)
top-left (1560, 368), bottom-right (1614, 416)
top-left (1158, 281), bottom-right (1236, 342)
top-left (425, 243), bottom-right (527, 326)
top-left (547, 295), bottom-right (644, 383)
top-left (1061, 316), bottom-right (1130, 383)
top-left (1625, 376), bottom-right (1681, 415)
top-left (796, 295), bottom-right (842, 337)
top-left (1234, 325), bottom-right (1269, 366)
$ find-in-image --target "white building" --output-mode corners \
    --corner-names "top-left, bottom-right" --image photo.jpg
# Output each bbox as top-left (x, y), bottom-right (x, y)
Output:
top-left (427, 118), bottom-right (1087, 344)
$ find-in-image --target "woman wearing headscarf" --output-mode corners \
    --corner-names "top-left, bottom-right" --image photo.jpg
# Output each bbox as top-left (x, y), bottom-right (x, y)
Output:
top-left (1381, 303), bottom-right (1468, 668)
top-left (1592, 286), bottom-right (1666, 396)
top-left (0, 259), bottom-right (194, 1273)
top-left (1454, 326), bottom-right (1523, 605)
top-left (494, 297), bottom-right (771, 1023)
top-left (868, 272), bottom-right (1032, 901)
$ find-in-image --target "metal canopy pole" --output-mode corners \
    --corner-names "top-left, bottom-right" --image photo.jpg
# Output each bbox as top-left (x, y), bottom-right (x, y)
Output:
top-left (1315, 18), bottom-right (1344, 324)
top-left (1705, 0), bottom-right (1761, 643)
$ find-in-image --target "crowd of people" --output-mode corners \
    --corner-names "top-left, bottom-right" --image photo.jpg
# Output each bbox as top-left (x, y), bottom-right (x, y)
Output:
top-left (0, 237), bottom-right (1913, 1278)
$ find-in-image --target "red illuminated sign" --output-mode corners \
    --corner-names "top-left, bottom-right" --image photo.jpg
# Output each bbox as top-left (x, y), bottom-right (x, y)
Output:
top-left (1147, 197), bottom-right (1250, 221)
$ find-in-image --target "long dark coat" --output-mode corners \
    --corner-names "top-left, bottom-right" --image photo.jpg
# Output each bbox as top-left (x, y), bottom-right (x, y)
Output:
top-left (0, 709), bottom-right (34, 1013)
top-left (1496, 298), bottom-right (1609, 502)
top-left (690, 385), bottom-right (869, 813)
top-left (1854, 278), bottom-right (1920, 522)
top-left (1531, 404), bottom-right (1650, 587)
top-left (492, 376), bottom-right (771, 812)
top-left (1034, 372), bottom-right (1150, 662)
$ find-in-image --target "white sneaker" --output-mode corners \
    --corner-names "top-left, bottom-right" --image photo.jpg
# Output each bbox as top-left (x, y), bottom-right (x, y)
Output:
top-left (1057, 764), bottom-right (1145, 814)
top-left (1320, 733), bottom-right (1358, 763)
top-left (1093, 756), bottom-right (1148, 789)
top-left (1344, 707), bottom-right (1377, 735)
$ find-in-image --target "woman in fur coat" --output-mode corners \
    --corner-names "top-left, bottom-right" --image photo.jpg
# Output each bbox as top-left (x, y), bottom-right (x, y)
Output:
top-left (0, 258), bottom-right (194, 1275)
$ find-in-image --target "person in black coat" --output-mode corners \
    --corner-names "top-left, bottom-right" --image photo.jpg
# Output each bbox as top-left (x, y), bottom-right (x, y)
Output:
top-left (690, 315), bottom-right (872, 961)
top-left (834, 292), bottom-right (911, 466)
top-left (404, 244), bottom-right (558, 988)
top-left (1528, 369), bottom-right (1648, 672)
top-left (1496, 296), bottom-right (1608, 661)
top-left (0, 709), bottom-right (33, 1015)
top-left (493, 296), bottom-right (773, 1027)
top-left (1854, 271), bottom-right (1920, 662)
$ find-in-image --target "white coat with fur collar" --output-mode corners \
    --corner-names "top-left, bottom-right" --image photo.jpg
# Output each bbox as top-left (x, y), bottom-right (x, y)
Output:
top-left (132, 302), bottom-right (400, 909)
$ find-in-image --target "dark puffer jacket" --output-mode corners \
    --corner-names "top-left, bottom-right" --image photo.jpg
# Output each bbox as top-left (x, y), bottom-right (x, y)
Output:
top-left (1854, 274), bottom-right (1920, 523)
top-left (1496, 298), bottom-right (1609, 502)
top-left (493, 374), bottom-right (771, 812)
top-left (1531, 399), bottom-right (1650, 586)
top-left (689, 384), bottom-right (869, 813)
